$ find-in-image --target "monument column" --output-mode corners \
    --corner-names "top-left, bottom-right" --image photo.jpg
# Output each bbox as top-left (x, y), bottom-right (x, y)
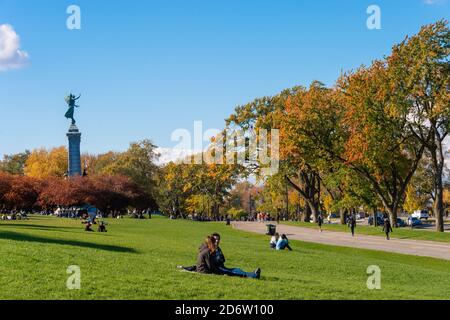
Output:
top-left (67, 124), bottom-right (82, 177)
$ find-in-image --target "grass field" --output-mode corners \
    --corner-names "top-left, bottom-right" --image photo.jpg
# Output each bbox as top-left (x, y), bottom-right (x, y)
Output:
top-left (1, 215), bottom-right (450, 300)
top-left (282, 221), bottom-right (450, 243)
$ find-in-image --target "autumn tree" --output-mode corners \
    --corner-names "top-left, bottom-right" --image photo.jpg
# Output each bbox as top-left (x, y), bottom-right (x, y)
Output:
top-left (226, 86), bottom-right (326, 222)
top-left (403, 155), bottom-right (434, 214)
top-left (227, 181), bottom-right (262, 215)
top-left (281, 82), bottom-right (342, 222)
top-left (0, 173), bottom-right (13, 209)
top-left (387, 20), bottom-right (450, 231)
top-left (159, 162), bottom-right (193, 217)
top-left (99, 140), bottom-right (159, 196)
top-left (24, 147), bottom-right (68, 178)
top-left (256, 173), bottom-right (293, 220)
top-left (37, 175), bottom-right (150, 215)
top-left (318, 61), bottom-right (426, 226)
top-left (2, 175), bottom-right (41, 211)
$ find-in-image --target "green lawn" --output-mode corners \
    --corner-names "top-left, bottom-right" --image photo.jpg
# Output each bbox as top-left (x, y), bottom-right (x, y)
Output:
top-left (0, 215), bottom-right (449, 300)
top-left (282, 221), bottom-right (450, 243)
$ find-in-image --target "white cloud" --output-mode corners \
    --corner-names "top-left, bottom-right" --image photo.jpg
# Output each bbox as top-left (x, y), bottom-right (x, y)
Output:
top-left (423, 0), bottom-right (447, 5)
top-left (0, 24), bottom-right (29, 71)
top-left (155, 147), bottom-right (196, 165)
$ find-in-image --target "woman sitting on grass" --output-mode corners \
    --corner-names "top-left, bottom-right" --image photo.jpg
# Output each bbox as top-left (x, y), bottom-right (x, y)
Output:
top-left (196, 236), bottom-right (219, 274)
top-left (276, 234), bottom-right (293, 251)
top-left (181, 235), bottom-right (261, 279)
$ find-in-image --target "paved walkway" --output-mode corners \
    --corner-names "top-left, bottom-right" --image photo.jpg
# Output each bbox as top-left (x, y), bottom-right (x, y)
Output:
top-left (232, 222), bottom-right (450, 261)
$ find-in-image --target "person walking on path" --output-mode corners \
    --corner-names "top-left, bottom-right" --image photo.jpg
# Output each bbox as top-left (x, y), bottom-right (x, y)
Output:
top-left (348, 214), bottom-right (356, 237)
top-left (383, 217), bottom-right (393, 240)
top-left (317, 213), bottom-right (324, 233)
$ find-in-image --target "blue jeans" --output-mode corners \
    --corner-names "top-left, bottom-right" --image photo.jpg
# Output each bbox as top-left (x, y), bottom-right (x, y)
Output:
top-left (218, 267), bottom-right (257, 278)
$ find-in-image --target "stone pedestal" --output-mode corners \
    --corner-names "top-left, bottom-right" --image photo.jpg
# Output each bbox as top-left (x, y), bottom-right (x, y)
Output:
top-left (67, 124), bottom-right (82, 177)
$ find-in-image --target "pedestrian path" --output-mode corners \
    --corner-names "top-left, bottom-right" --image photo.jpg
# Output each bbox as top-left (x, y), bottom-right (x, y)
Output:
top-left (232, 222), bottom-right (450, 260)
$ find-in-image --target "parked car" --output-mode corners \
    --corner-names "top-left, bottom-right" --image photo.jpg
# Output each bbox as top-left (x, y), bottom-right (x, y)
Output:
top-left (407, 217), bottom-right (422, 227)
top-left (396, 218), bottom-right (407, 228)
top-left (412, 210), bottom-right (429, 220)
top-left (356, 212), bottom-right (366, 220)
top-left (328, 213), bottom-right (339, 219)
top-left (368, 216), bottom-right (385, 226)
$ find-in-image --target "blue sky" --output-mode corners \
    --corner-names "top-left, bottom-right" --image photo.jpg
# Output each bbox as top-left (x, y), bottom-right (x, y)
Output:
top-left (0, 0), bottom-right (449, 156)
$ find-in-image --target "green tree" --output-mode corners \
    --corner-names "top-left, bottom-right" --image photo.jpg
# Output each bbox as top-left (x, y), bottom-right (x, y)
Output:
top-left (0, 151), bottom-right (30, 175)
top-left (100, 140), bottom-right (160, 197)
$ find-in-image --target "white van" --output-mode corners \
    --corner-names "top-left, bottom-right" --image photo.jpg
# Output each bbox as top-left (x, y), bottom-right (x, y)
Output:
top-left (412, 210), bottom-right (429, 220)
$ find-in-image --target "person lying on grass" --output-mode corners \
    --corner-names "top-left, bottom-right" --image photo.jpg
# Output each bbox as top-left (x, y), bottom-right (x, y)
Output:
top-left (179, 234), bottom-right (261, 279)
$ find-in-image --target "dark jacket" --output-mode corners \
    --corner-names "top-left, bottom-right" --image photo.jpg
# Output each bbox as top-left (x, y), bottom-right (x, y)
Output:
top-left (199, 243), bottom-right (225, 268)
top-left (215, 247), bottom-right (226, 268)
top-left (348, 217), bottom-right (356, 228)
top-left (196, 249), bottom-right (219, 274)
top-left (383, 220), bottom-right (393, 233)
top-left (317, 215), bottom-right (324, 225)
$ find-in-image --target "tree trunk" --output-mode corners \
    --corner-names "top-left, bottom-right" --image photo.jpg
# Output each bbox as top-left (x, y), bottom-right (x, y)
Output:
top-left (430, 136), bottom-right (445, 232)
top-left (372, 207), bottom-right (378, 227)
top-left (434, 176), bottom-right (445, 232)
top-left (303, 205), bottom-right (311, 222)
top-left (339, 208), bottom-right (345, 225)
top-left (310, 203), bottom-right (318, 224)
top-left (385, 206), bottom-right (398, 227)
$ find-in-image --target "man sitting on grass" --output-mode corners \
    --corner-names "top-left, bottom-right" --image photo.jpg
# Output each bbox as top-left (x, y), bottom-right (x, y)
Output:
top-left (211, 233), bottom-right (261, 279)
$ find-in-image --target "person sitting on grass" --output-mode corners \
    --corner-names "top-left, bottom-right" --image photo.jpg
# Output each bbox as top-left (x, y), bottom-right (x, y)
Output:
top-left (179, 232), bottom-right (225, 272)
top-left (270, 233), bottom-right (280, 249)
top-left (201, 235), bottom-right (261, 279)
top-left (196, 236), bottom-right (219, 274)
top-left (178, 235), bottom-right (213, 272)
top-left (84, 222), bottom-right (94, 232)
top-left (180, 234), bottom-right (261, 279)
top-left (276, 234), bottom-right (293, 251)
top-left (98, 221), bottom-right (107, 232)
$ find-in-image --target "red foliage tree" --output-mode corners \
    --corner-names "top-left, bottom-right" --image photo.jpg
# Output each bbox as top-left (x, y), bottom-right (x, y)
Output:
top-left (2, 175), bottom-right (41, 211)
top-left (0, 173), bottom-right (13, 210)
top-left (2, 173), bottom-right (152, 215)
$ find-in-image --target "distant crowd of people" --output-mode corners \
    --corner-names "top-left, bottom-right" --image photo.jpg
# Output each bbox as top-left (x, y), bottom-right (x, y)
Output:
top-left (0, 210), bottom-right (28, 221)
top-left (257, 212), bottom-right (272, 223)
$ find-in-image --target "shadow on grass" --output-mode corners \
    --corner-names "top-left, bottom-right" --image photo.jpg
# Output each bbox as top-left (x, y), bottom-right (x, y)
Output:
top-left (0, 230), bottom-right (138, 254)
top-left (0, 223), bottom-right (76, 230)
top-left (0, 223), bottom-right (81, 234)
